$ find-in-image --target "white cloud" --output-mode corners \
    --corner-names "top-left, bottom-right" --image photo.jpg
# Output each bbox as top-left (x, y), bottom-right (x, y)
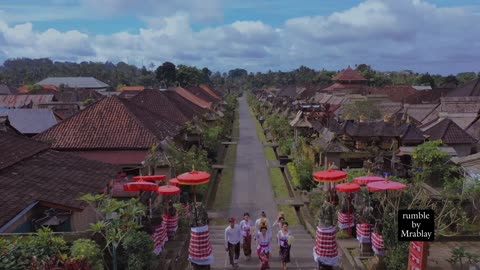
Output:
top-left (0, 0), bottom-right (480, 74)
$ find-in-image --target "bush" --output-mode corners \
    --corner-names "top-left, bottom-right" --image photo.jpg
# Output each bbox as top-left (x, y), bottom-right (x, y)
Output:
top-left (295, 159), bottom-right (315, 191)
top-left (287, 162), bottom-right (300, 188)
top-left (122, 230), bottom-right (155, 270)
top-left (71, 239), bottom-right (103, 270)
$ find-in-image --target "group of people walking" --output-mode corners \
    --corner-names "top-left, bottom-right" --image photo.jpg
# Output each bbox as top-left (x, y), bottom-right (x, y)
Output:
top-left (225, 211), bottom-right (294, 270)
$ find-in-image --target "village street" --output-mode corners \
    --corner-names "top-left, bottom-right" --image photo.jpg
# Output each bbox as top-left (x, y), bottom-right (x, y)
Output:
top-left (209, 97), bottom-right (317, 269)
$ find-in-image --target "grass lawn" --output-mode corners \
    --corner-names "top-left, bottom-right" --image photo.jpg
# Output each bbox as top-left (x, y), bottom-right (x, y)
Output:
top-left (269, 168), bottom-right (289, 197)
top-left (212, 108), bottom-right (239, 211)
top-left (249, 106), bottom-right (267, 143)
top-left (264, 146), bottom-right (276, 160)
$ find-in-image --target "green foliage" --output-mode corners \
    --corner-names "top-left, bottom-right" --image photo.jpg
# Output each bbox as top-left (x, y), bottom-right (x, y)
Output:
top-left (447, 246), bottom-right (480, 267)
top-left (342, 100), bottom-right (381, 120)
top-left (264, 114), bottom-right (293, 142)
top-left (27, 84), bottom-right (43, 93)
top-left (0, 227), bottom-right (69, 270)
top-left (456, 72), bottom-right (478, 84)
top-left (71, 239), bottom-right (103, 270)
top-left (168, 144), bottom-right (210, 174)
top-left (278, 136), bottom-right (294, 155)
top-left (176, 64), bottom-right (204, 86)
top-left (308, 191), bottom-right (326, 217)
top-left (155, 61), bottom-right (176, 86)
top-left (335, 230), bottom-right (349, 239)
top-left (412, 140), bottom-right (461, 189)
top-left (287, 162), bottom-right (300, 188)
top-left (295, 158), bottom-right (315, 191)
top-left (202, 124), bottom-right (223, 158)
top-left (345, 169), bottom-right (367, 182)
top-left (81, 195), bottom-right (146, 270)
top-left (269, 168), bottom-right (289, 197)
top-left (122, 230), bottom-right (155, 270)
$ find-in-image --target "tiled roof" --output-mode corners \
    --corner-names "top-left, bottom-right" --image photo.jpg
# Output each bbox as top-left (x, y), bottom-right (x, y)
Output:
top-left (343, 120), bottom-right (423, 140)
top-left (0, 109), bottom-right (58, 134)
top-left (332, 66), bottom-right (367, 81)
top-left (0, 132), bottom-right (49, 170)
top-left (425, 118), bottom-right (477, 145)
top-left (277, 85), bottom-right (298, 97)
top-left (368, 85), bottom-right (417, 102)
top-left (118, 86), bottom-right (145, 92)
top-left (466, 116), bottom-right (480, 141)
top-left (446, 78), bottom-right (480, 97)
top-left (0, 117), bottom-right (21, 135)
top-left (0, 132), bottom-right (117, 228)
top-left (323, 83), bottom-right (367, 91)
top-left (199, 84), bottom-right (221, 100)
top-left (163, 90), bottom-right (207, 120)
top-left (130, 89), bottom-right (190, 124)
top-left (403, 104), bottom-right (440, 123)
top-left (185, 85), bottom-right (218, 103)
top-left (38, 77), bottom-right (109, 89)
top-left (0, 85), bottom-right (17, 95)
top-left (0, 95), bottom-right (55, 108)
top-left (35, 96), bottom-right (180, 150)
top-left (174, 87), bottom-right (212, 110)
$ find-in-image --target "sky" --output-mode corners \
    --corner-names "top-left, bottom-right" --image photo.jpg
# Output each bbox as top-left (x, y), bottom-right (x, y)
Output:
top-left (0, 0), bottom-right (479, 74)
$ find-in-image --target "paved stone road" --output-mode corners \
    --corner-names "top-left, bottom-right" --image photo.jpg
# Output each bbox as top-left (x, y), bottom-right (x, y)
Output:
top-left (210, 97), bottom-right (317, 269)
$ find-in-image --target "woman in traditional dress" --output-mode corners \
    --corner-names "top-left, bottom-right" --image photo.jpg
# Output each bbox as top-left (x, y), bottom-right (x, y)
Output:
top-left (255, 221), bottom-right (271, 270)
top-left (272, 215), bottom-right (285, 256)
top-left (277, 222), bottom-right (292, 270)
top-left (239, 212), bottom-right (253, 259)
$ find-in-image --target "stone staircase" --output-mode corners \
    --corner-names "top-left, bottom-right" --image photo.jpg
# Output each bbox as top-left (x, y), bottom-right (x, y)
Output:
top-left (209, 225), bottom-right (318, 270)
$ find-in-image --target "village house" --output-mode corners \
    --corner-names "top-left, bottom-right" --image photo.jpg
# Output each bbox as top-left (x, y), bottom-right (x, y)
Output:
top-left (37, 77), bottom-right (110, 93)
top-left (0, 109), bottom-right (58, 136)
top-left (0, 130), bottom-right (117, 233)
top-left (322, 66), bottom-right (368, 94)
top-left (34, 96), bottom-right (181, 176)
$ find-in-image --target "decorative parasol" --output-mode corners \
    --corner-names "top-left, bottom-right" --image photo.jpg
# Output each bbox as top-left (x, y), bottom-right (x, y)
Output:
top-left (123, 181), bottom-right (158, 192)
top-left (133, 175), bottom-right (166, 182)
top-left (169, 178), bottom-right (180, 186)
top-left (123, 181), bottom-right (159, 218)
top-left (157, 185), bottom-right (181, 195)
top-left (313, 165), bottom-right (347, 202)
top-left (335, 183), bottom-right (360, 236)
top-left (367, 180), bottom-right (406, 192)
top-left (353, 175), bottom-right (384, 186)
top-left (177, 167), bottom-right (210, 204)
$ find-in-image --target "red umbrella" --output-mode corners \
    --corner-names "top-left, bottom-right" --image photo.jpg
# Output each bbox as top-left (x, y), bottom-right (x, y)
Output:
top-left (177, 169), bottom-right (210, 203)
top-left (313, 169), bottom-right (347, 202)
top-left (313, 170), bottom-right (347, 182)
top-left (123, 181), bottom-right (158, 192)
top-left (367, 180), bottom-right (406, 192)
top-left (353, 176), bottom-right (384, 186)
top-left (169, 178), bottom-right (180, 186)
top-left (133, 175), bottom-right (166, 182)
top-left (336, 183), bottom-right (361, 193)
top-left (336, 183), bottom-right (360, 236)
top-left (157, 185), bottom-right (181, 195)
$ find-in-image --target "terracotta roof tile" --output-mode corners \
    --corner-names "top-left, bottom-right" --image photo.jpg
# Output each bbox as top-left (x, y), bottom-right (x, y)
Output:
top-left (425, 118), bottom-right (477, 145)
top-left (185, 85), bottom-right (218, 103)
top-left (130, 89), bottom-right (189, 124)
top-left (35, 96), bottom-right (180, 150)
top-left (332, 66), bottom-right (367, 81)
top-left (174, 87), bottom-right (212, 110)
top-left (163, 90), bottom-right (207, 119)
top-left (199, 84), bottom-right (221, 100)
top-left (118, 86), bottom-right (145, 92)
top-left (369, 85), bottom-right (417, 102)
top-left (323, 83), bottom-right (368, 91)
top-left (0, 132), bottom-right (117, 228)
top-left (0, 95), bottom-right (55, 108)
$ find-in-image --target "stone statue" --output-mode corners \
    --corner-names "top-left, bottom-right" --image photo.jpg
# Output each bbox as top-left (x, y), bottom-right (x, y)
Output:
top-left (191, 202), bottom-right (209, 227)
top-left (317, 200), bottom-right (335, 228)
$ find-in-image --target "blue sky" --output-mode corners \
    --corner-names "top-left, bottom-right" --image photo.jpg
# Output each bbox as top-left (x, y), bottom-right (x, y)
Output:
top-left (0, 0), bottom-right (479, 74)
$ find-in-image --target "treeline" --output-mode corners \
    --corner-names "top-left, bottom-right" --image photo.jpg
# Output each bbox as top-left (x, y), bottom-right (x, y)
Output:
top-left (217, 64), bottom-right (480, 90)
top-left (0, 58), bottom-right (219, 90)
top-left (0, 58), bottom-right (478, 91)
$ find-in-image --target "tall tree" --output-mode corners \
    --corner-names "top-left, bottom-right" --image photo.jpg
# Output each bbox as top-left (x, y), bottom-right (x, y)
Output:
top-left (155, 61), bottom-right (176, 86)
top-left (176, 65), bottom-right (203, 86)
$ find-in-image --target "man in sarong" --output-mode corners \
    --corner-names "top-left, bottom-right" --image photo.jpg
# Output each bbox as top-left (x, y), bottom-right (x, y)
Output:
top-left (225, 217), bottom-right (243, 269)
